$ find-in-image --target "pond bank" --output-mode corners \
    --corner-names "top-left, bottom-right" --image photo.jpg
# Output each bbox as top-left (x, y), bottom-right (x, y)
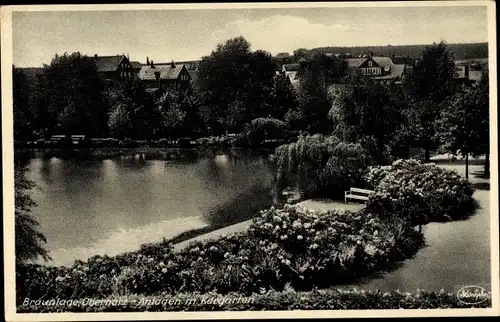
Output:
top-left (15, 146), bottom-right (275, 161)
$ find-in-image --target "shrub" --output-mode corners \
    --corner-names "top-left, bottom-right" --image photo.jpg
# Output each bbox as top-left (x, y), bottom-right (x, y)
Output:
top-left (118, 138), bottom-right (138, 148)
top-left (157, 138), bottom-right (171, 147)
top-left (244, 118), bottom-right (289, 146)
top-left (365, 159), bottom-right (475, 224)
top-left (89, 138), bottom-right (120, 148)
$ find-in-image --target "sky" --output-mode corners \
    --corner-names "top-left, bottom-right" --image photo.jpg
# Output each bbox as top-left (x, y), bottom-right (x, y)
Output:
top-left (12, 5), bottom-right (489, 67)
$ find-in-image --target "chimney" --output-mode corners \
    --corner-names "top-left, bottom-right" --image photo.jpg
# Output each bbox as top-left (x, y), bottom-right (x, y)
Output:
top-left (94, 54), bottom-right (98, 59)
top-left (151, 60), bottom-right (155, 68)
top-left (170, 60), bottom-right (176, 68)
top-left (146, 56), bottom-right (150, 65)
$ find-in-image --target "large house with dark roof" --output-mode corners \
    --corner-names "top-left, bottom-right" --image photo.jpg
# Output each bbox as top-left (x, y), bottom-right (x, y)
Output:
top-left (93, 54), bottom-right (135, 86)
top-left (346, 55), bottom-right (412, 84)
top-left (137, 60), bottom-right (191, 91)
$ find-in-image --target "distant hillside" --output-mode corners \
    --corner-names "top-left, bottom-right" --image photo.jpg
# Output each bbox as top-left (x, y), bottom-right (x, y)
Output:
top-left (308, 42), bottom-right (488, 60)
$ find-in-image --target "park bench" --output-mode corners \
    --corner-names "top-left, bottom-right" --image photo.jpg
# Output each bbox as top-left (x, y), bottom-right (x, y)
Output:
top-left (50, 135), bottom-right (66, 142)
top-left (71, 135), bottom-right (86, 144)
top-left (344, 187), bottom-right (375, 203)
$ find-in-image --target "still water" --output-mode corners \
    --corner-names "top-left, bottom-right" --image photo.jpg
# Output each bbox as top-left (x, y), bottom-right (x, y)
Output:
top-left (23, 150), bottom-right (276, 267)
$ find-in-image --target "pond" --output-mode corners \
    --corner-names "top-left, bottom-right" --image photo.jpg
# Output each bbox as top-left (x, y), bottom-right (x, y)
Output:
top-left (21, 149), bottom-right (276, 267)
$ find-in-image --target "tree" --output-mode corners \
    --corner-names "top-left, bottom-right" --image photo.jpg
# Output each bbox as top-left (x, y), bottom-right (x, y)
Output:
top-left (13, 66), bottom-right (35, 140)
top-left (329, 73), bottom-right (405, 164)
top-left (293, 48), bottom-right (310, 60)
top-left (15, 163), bottom-right (50, 264)
top-left (113, 77), bottom-right (162, 139)
top-left (156, 91), bottom-right (186, 138)
top-left (286, 53), bottom-right (347, 135)
top-left (436, 71), bottom-right (490, 178)
top-left (286, 71), bottom-right (333, 134)
top-left (409, 41), bottom-right (456, 161)
top-left (198, 37), bottom-right (276, 134)
top-left (108, 101), bottom-right (131, 139)
top-left (299, 52), bottom-right (348, 86)
top-left (272, 73), bottom-right (298, 120)
top-left (36, 52), bottom-right (110, 137)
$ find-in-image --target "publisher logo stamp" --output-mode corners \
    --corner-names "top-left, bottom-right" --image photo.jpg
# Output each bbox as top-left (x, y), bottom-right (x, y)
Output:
top-left (456, 285), bottom-right (489, 305)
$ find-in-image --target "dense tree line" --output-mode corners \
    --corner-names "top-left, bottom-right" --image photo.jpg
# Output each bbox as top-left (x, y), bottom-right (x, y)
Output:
top-left (309, 42), bottom-right (488, 61)
top-left (13, 39), bottom-right (489, 169)
top-left (13, 38), bottom-right (298, 141)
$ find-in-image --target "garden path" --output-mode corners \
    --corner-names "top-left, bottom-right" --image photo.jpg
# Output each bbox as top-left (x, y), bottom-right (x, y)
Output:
top-left (173, 220), bottom-right (253, 251)
top-left (346, 159), bottom-right (492, 292)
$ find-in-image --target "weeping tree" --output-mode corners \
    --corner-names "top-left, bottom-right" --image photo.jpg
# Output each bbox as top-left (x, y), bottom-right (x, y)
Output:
top-left (274, 134), bottom-right (373, 199)
top-left (15, 163), bottom-right (50, 264)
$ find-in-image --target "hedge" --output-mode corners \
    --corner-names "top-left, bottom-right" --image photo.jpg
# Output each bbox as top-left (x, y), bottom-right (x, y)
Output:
top-left (17, 288), bottom-right (491, 312)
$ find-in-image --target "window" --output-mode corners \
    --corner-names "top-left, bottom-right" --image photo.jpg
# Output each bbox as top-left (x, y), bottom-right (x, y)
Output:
top-left (368, 61), bottom-right (373, 67)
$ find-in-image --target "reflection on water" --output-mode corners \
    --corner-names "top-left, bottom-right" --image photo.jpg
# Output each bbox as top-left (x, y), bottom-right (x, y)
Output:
top-left (24, 151), bottom-right (275, 266)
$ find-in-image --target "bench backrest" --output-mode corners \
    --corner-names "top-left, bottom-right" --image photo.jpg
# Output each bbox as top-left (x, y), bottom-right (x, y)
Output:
top-left (350, 187), bottom-right (374, 195)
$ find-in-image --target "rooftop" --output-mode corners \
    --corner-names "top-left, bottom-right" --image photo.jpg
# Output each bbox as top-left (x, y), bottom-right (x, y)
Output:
top-left (138, 63), bottom-right (188, 80)
top-left (282, 63), bottom-right (301, 72)
top-left (15, 67), bottom-right (44, 77)
top-left (130, 61), bottom-right (142, 69)
top-left (346, 58), bottom-right (367, 68)
top-left (94, 55), bottom-right (126, 73)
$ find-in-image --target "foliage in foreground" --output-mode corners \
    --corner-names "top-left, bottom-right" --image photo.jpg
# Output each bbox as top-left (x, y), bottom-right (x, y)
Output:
top-left (365, 159), bottom-right (475, 225)
top-left (15, 163), bottom-right (50, 264)
top-left (17, 288), bottom-right (491, 312)
top-left (16, 205), bottom-right (423, 304)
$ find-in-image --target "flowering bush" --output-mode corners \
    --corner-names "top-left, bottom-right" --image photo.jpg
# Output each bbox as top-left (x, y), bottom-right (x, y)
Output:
top-left (17, 204), bottom-right (423, 305)
top-left (365, 159), bottom-right (475, 224)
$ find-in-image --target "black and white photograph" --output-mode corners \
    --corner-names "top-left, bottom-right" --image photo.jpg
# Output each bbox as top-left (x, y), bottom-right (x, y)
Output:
top-left (2, 1), bottom-right (499, 320)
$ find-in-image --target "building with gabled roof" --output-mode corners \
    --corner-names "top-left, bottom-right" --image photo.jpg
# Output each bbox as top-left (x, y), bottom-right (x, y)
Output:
top-left (346, 55), bottom-right (413, 85)
top-left (93, 54), bottom-right (134, 86)
top-left (137, 60), bottom-right (191, 91)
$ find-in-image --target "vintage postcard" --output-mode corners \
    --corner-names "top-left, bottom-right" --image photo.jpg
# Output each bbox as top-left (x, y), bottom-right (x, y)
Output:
top-left (2, 1), bottom-right (499, 320)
